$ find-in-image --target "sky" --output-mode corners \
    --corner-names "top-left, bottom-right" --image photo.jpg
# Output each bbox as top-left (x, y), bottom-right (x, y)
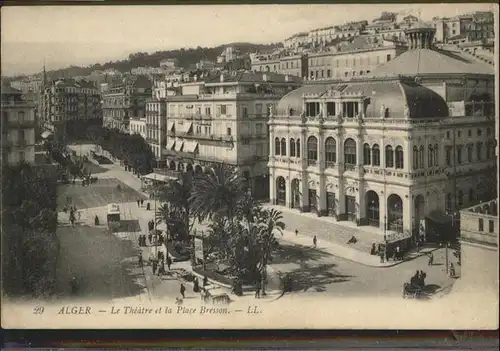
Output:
top-left (1, 3), bottom-right (496, 76)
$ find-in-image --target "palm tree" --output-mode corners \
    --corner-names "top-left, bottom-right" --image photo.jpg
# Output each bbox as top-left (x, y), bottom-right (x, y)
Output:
top-left (189, 163), bottom-right (246, 223)
top-left (255, 208), bottom-right (285, 295)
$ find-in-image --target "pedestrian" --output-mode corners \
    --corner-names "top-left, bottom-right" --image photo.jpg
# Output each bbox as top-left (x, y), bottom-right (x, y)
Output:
top-left (137, 199), bottom-right (140, 207)
top-left (94, 215), bottom-right (99, 226)
top-left (396, 246), bottom-right (400, 261)
top-left (203, 275), bottom-right (208, 287)
top-left (380, 251), bottom-right (385, 263)
top-left (152, 260), bottom-right (157, 274)
top-left (428, 253), bottom-right (434, 266)
top-left (449, 263), bottom-right (455, 278)
top-left (295, 229), bottom-right (298, 236)
top-left (138, 253), bottom-right (143, 267)
top-left (313, 236), bottom-right (317, 248)
top-left (167, 256), bottom-right (172, 270)
top-left (138, 236), bottom-right (142, 247)
top-left (77, 210), bottom-right (81, 221)
top-left (180, 283), bottom-right (186, 299)
top-left (193, 277), bottom-right (200, 293)
top-left (146, 202), bottom-right (151, 211)
top-left (140, 199), bottom-right (144, 206)
top-left (158, 260), bottom-right (165, 276)
top-left (255, 279), bottom-right (261, 299)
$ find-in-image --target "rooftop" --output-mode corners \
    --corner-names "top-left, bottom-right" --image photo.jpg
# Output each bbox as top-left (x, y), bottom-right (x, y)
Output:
top-left (205, 71), bottom-right (302, 85)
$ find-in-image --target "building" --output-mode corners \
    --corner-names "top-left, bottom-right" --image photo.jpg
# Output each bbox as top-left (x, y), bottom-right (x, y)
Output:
top-left (268, 25), bottom-right (495, 245)
top-left (307, 36), bottom-right (407, 80)
top-left (40, 78), bottom-right (101, 142)
top-left (161, 71), bottom-right (302, 199)
top-left (145, 98), bottom-right (168, 161)
top-left (431, 11), bottom-right (494, 44)
top-left (459, 199), bottom-right (498, 295)
top-left (160, 58), bottom-right (178, 69)
top-left (251, 53), bottom-right (309, 78)
top-left (1, 84), bottom-right (36, 165)
top-left (196, 60), bottom-right (216, 70)
top-left (129, 117), bottom-right (147, 139)
top-left (102, 75), bottom-right (152, 131)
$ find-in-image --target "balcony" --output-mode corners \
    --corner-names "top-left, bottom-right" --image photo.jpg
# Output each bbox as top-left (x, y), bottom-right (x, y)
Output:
top-left (307, 159), bottom-right (317, 166)
top-left (325, 161), bottom-right (336, 168)
top-left (344, 163), bottom-right (356, 172)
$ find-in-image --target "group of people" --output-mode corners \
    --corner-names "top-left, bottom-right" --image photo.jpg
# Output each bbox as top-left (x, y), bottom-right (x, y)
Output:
top-left (372, 243), bottom-right (404, 263)
top-left (138, 232), bottom-right (165, 247)
top-left (410, 270), bottom-right (427, 289)
top-left (137, 198), bottom-right (151, 211)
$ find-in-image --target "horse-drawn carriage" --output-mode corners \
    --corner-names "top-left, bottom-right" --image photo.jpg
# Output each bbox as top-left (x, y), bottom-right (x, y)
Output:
top-left (402, 271), bottom-right (428, 299)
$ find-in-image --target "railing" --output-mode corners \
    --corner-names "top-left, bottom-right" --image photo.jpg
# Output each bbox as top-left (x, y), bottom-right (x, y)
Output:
top-left (307, 159), bottom-right (317, 166)
top-left (344, 163), bottom-right (356, 171)
top-left (152, 168), bottom-right (181, 179)
top-left (325, 161), bottom-right (336, 168)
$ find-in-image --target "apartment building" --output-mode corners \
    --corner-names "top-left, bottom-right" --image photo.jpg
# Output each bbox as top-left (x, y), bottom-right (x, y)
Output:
top-left (1, 85), bottom-right (36, 165)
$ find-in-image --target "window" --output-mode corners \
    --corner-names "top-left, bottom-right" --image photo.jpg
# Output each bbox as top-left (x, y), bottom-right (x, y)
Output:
top-left (255, 104), bottom-right (263, 117)
top-left (326, 102), bottom-right (336, 116)
top-left (281, 138), bottom-right (287, 156)
top-left (413, 146), bottom-right (419, 169)
top-left (458, 190), bottom-right (464, 206)
top-left (478, 218), bottom-right (484, 231)
top-left (306, 102), bottom-right (320, 117)
top-left (477, 128), bottom-right (482, 136)
top-left (457, 146), bottom-right (463, 164)
top-left (395, 146), bottom-right (404, 169)
top-left (325, 137), bottom-right (337, 165)
top-left (385, 145), bottom-right (394, 167)
top-left (327, 69), bottom-right (332, 78)
top-left (467, 144), bottom-right (473, 162)
top-left (419, 146), bottom-right (424, 168)
top-left (363, 143), bottom-right (371, 165)
top-left (296, 139), bottom-right (301, 158)
top-left (428, 145), bottom-right (434, 167)
top-left (457, 130), bottom-right (461, 138)
top-left (242, 106), bottom-right (248, 118)
top-left (220, 105), bottom-right (227, 115)
top-left (446, 146), bottom-right (452, 166)
top-left (487, 127), bottom-right (491, 136)
top-left (468, 129), bottom-right (472, 137)
top-left (344, 138), bottom-right (357, 165)
top-left (476, 142), bottom-right (482, 160)
top-left (372, 144), bottom-right (380, 166)
top-left (434, 144), bottom-right (439, 165)
top-left (446, 193), bottom-right (452, 211)
top-left (275, 137), bottom-right (280, 155)
top-left (386, 54), bottom-right (391, 61)
top-left (446, 131), bottom-right (450, 139)
top-left (290, 139), bottom-right (296, 157)
top-left (256, 123), bottom-right (263, 135)
top-left (489, 220), bottom-right (494, 233)
top-left (19, 151), bottom-right (25, 162)
top-left (307, 136), bottom-right (318, 162)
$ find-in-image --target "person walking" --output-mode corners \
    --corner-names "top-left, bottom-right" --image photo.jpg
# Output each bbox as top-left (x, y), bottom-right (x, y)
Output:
top-left (313, 236), bottom-right (317, 248)
top-left (255, 280), bottom-right (261, 299)
top-left (295, 229), bottom-right (298, 236)
top-left (428, 252), bottom-right (434, 266)
top-left (148, 233), bottom-right (153, 245)
top-left (449, 263), bottom-right (455, 278)
top-left (138, 253), bottom-right (143, 267)
top-left (193, 277), bottom-right (200, 293)
top-left (141, 199), bottom-right (144, 207)
top-left (167, 256), bottom-right (172, 270)
top-left (137, 199), bottom-right (140, 207)
top-left (180, 283), bottom-right (186, 299)
top-left (203, 275), bottom-right (208, 287)
top-left (152, 260), bottom-right (157, 275)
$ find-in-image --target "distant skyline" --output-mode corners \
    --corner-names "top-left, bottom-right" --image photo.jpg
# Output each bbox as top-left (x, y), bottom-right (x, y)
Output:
top-left (1, 3), bottom-right (496, 76)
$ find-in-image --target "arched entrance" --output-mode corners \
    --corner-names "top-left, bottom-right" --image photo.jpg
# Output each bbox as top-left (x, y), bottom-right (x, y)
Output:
top-left (194, 165), bottom-right (203, 174)
top-left (169, 161), bottom-right (176, 170)
top-left (365, 190), bottom-right (380, 227)
top-left (186, 163), bottom-right (193, 173)
top-left (276, 176), bottom-right (286, 206)
top-left (177, 163), bottom-right (184, 172)
top-left (387, 194), bottom-right (403, 233)
top-left (291, 179), bottom-right (300, 209)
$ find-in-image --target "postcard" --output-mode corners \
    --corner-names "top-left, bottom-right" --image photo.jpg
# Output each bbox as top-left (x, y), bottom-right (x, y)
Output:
top-left (1, 3), bottom-right (498, 329)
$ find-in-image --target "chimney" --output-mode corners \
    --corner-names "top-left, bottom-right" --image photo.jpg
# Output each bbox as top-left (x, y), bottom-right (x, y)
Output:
top-left (220, 73), bottom-right (224, 82)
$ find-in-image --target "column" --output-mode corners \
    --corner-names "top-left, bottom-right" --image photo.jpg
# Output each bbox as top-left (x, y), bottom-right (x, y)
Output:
top-left (300, 176), bottom-right (309, 212)
top-left (269, 126), bottom-right (274, 157)
top-left (269, 168), bottom-right (275, 205)
top-left (337, 183), bottom-right (346, 218)
top-left (318, 175), bottom-right (327, 216)
top-left (403, 195), bottom-right (413, 234)
top-left (380, 192), bottom-right (387, 233)
top-left (356, 184), bottom-right (364, 225)
top-left (405, 137), bottom-right (412, 172)
top-left (356, 137), bottom-right (362, 168)
top-left (286, 177), bottom-right (293, 208)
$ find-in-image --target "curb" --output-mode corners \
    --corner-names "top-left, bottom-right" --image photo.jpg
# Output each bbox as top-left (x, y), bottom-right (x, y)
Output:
top-left (279, 231), bottom-right (442, 268)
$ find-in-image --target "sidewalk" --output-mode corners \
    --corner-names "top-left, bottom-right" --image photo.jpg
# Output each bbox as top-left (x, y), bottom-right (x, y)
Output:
top-left (278, 230), bottom-right (439, 268)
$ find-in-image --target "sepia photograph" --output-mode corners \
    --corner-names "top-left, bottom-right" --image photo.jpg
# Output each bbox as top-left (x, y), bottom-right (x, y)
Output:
top-left (1, 3), bottom-right (498, 330)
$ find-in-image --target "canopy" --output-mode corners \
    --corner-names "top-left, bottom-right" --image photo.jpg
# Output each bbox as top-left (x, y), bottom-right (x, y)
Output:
top-left (143, 173), bottom-right (170, 183)
top-left (167, 121), bottom-right (174, 132)
top-left (174, 140), bottom-right (184, 152)
top-left (41, 131), bottom-right (53, 139)
top-left (166, 139), bottom-right (175, 150)
top-left (385, 230), bottom-right (412, 244)
top-left (183, 140), bottom-right (199, 153)
top-left (426, 210), bottom-right (452, 224)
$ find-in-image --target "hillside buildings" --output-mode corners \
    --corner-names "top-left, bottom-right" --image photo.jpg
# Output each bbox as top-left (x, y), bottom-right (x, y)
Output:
top-left (154, 71), bottom-right (301, 199)
top-left (102, 75), bottom-right (152, 131)
top-left (268, 25), bottom-right (495, 246)
top-left (1, 85), bottom-right (36, 165)
top-left (40, 77), bottom-right (101, 142)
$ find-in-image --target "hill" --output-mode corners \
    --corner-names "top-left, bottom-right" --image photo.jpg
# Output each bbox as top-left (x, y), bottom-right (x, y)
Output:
top-left (42, 42), bottom-right (281, 79)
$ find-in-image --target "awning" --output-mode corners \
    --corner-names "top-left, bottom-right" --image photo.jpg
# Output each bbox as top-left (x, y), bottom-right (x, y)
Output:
top-left (183, 140), bottom-right (199, 153)
top-left (41, 131), bottom-right (53, 139)
top-left (426, 210), bottom-right (452, 224)
top-left (143, 173), bottom-right (170, 183)
top-left (166, 139), bottom-right (175, 150)
top-left (385, 230), bottom-right (412, 244)
top-left (167, 122), bottom-right (174, 132)
top-left (174, 140), bottom-right (184, 152)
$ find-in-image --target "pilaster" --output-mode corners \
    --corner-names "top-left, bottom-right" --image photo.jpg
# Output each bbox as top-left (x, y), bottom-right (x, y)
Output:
top-left (269, 168), bottom-right (276, 205)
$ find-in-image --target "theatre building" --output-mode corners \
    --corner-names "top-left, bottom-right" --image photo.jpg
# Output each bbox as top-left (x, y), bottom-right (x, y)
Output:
top-left (268, 26), bottom-right (495, 243)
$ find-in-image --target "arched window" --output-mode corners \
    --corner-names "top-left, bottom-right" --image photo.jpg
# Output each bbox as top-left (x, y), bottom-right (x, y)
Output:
top-left (419, 146), bottom-right (424, 168)
top-left (325, 137), bottom-right (336, 165)
top-left (428, 145), bottom-right (434, 167)
top-left (290, 138), bottom-right (296, 157)
top-left (274, 137), bottom-right (280, 156)
top-left (434, 143), bottom-right (439, 165)
top-left (395, 146), bottom-right (404, 169)
top-left (372, 144), bottom-right (380, 166)
top-left (281, 138), bottom-right (287, 156)
top-left (413, 146), bottom-right (419, 169)
top-left (307, 136), bottom-right (318, 163)
top-left (344, 138), bottom-right (357, 165)
top-left (458, 190), bottom-right (464, 206)
top-left (385, 145), bottom-right (394, 167)
top-left (296, 139), bottom-right (301, 158)
top-left (363, 143), bottom-right (371, 165)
